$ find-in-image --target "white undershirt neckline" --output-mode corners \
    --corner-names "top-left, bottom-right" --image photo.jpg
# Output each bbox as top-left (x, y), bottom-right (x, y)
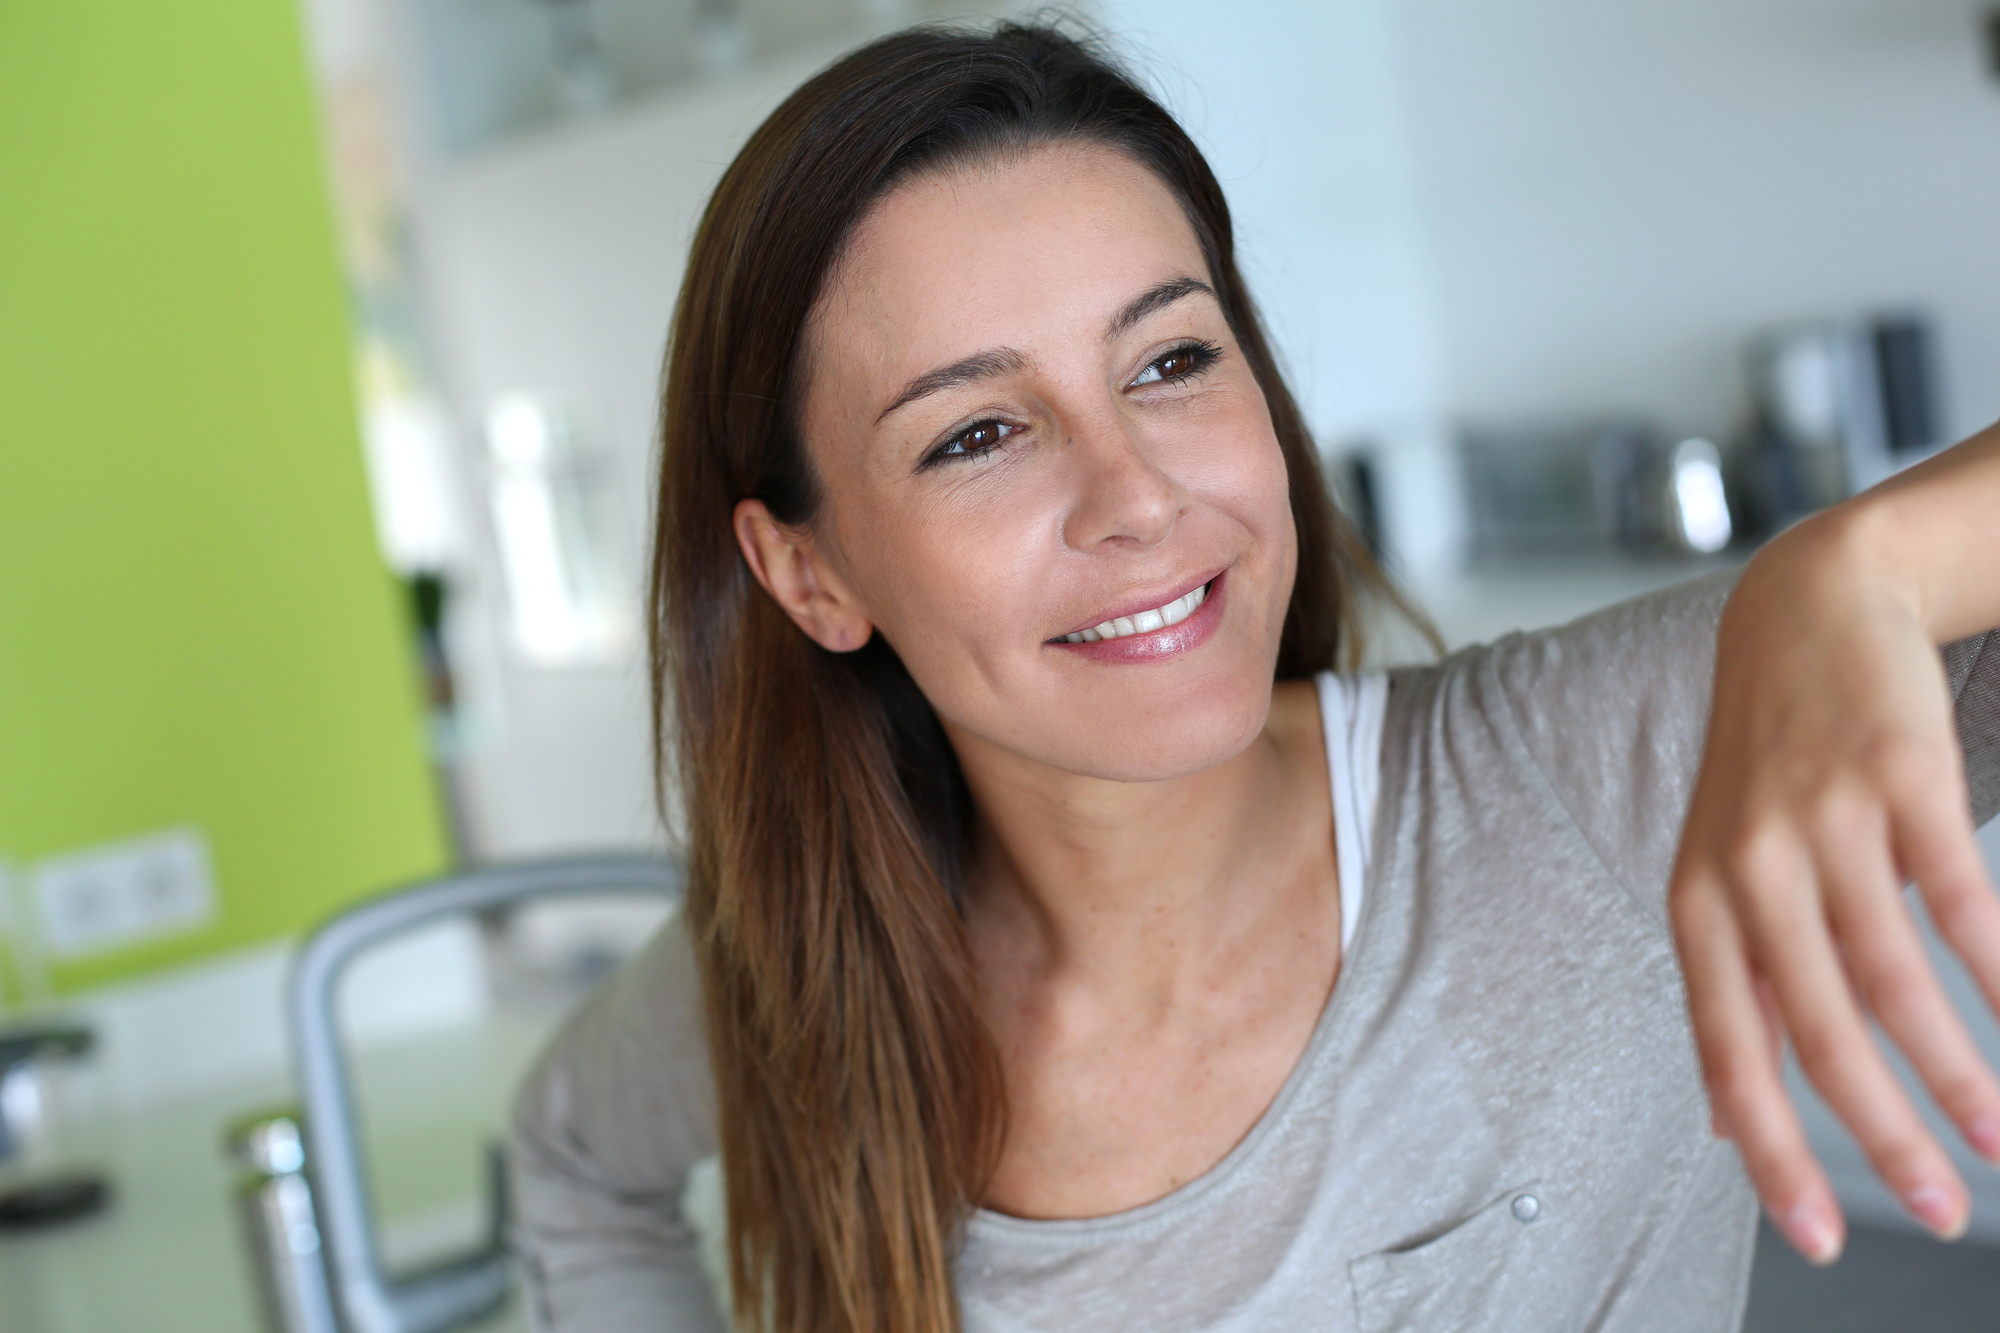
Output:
top-left (1313, 670), bottom-right (1389, 953)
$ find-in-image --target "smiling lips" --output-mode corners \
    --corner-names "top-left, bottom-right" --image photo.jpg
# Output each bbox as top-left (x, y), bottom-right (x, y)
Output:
top-left (1057, 582), bottom-right (1210, 643)
top-left (1045, 574), bottom-right (1224, 664)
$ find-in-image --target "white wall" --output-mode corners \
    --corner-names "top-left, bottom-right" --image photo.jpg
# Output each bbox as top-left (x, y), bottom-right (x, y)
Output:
top-left (410, 49), bottom-right (852, 857)
top-left (1393, 0), bottom-right (2000, 442)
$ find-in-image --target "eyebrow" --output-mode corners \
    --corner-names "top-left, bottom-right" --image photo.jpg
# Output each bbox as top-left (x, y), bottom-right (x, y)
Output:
top-left (1105, 275), bottom-right (1214, 340)
top-left (872, 276), bottom-right (1217, 425)
top-left (875, 347), bottom-right (1028, 424)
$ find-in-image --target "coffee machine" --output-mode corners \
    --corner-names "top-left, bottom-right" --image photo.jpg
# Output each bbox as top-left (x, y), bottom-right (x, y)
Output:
top-left (1737, 314), bottom-right (1941, 533)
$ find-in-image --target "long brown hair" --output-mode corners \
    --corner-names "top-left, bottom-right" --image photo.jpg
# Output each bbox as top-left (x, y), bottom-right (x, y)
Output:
top-left (651, 21), bottom-right (1400, 1333)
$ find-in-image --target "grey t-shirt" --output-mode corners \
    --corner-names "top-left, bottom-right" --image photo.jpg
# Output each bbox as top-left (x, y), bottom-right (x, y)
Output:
top-left (509, 575), bottom-right (2000, 1332)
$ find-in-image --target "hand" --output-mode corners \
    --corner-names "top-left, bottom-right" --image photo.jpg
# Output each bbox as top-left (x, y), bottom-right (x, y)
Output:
top-left (1669, 506), bottom-right (2000, 1265)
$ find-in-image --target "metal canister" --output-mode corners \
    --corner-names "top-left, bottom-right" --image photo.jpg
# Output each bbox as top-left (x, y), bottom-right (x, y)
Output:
top-left (0, 1021), bottom-right (111, 1230)
top-left (225, 1109), bottom-right (341, 1333)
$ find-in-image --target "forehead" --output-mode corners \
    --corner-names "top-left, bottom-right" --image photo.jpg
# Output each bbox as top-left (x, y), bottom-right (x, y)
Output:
top-left (806, 142), bottom-right (1210, 405)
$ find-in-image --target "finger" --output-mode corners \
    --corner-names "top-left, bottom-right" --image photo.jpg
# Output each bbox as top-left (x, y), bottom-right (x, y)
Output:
top-left (1893, 779), bottom-right (2000, 1161)
top-left (1735, 833), bottom-right (1970, 1240)
top-left (1754, 974), bottom-right (1785, 1068)
top-left (1821, 801), bottom-right (2000, 1170)
top-left (1711, 977), bottom-right (1786, 1142)
top-left (1673, 870), bottom-right (1844, 1263)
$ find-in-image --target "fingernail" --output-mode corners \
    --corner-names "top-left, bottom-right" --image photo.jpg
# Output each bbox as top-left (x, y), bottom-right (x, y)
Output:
top-left (1905, 1183), bottom-right (1967, 1240)
top-left (1784, 1204), bottom-right (1843, 1266)
top-left (1969, 1116), bottom-right (2000, 1163)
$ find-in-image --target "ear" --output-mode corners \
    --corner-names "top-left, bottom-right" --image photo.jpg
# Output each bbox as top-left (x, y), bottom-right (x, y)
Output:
top-left (732, 499), bottom-right (875, 653)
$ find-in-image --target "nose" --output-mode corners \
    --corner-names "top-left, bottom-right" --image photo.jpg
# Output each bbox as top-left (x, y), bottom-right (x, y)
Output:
top-left (1060, 414), bottom-right (1191, 553)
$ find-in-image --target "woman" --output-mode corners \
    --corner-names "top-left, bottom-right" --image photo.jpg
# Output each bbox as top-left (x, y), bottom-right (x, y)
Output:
top-left (509, 23), bottom-right (2000, 1333)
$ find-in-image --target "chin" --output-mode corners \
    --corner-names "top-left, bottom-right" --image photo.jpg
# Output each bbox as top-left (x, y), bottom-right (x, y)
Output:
top-left (966, 654), bottom-right (1279, 784)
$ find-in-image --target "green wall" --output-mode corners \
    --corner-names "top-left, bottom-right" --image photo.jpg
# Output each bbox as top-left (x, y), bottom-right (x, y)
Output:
top-left (0, 0), bottom-right (449, 994)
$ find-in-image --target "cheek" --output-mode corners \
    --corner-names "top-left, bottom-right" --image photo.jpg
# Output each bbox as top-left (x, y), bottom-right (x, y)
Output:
top-left (1222, 404), bottom-right (1296, 579)
top-left (1237, 434), bottom-right (1296, 551)
top-left (1159, 404), bottom-right (1296, 576)
top-left (1221, 441), bottom-right (1298, 642)
top-left (830, 481), bottom-right (1049, 686)
top-left (1260, 444), bottom-right (1299, 596)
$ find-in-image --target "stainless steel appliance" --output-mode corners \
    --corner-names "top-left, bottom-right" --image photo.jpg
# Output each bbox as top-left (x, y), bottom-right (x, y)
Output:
top-left (1458, 420), bottom-right (1734, 559)
top-left (0, 1021), bottom-right (108, 1229)
top-left (1739, 314), bottom-right (1941, 528)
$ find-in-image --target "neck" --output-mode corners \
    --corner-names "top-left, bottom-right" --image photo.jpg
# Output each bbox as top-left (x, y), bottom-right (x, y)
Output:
top-left (952, 681), bottom-right (1331, 1002)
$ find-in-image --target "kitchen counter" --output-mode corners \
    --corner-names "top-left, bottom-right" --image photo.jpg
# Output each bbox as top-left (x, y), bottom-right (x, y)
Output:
top-left (0, 1014), bottom-right (544, 1333)
top-left (1408, 549), bottom-right (1740, 652)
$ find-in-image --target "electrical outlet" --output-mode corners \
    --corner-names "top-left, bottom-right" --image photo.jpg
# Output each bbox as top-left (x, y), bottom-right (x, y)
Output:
top-left (32, 828), bottom-right (217, 959)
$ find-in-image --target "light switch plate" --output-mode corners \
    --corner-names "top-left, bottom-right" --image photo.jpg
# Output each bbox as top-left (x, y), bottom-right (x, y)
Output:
top-left (32, 827), bottom-right (217, 959)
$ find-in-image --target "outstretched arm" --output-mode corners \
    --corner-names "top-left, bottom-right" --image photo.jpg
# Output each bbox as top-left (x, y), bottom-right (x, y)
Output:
top-left (1671, 422), bottom-right (2000, 1265)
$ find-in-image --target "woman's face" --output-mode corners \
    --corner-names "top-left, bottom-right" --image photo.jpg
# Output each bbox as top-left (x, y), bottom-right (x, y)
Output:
top-left (767, 142), bottom-right (1296, 783)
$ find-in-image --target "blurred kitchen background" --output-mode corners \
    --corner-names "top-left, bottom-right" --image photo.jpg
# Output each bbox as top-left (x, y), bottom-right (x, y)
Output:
top-left (3, 0), bottom-right (2000, 1329)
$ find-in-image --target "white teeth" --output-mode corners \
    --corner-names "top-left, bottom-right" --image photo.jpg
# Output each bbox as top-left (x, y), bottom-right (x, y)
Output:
top-left (1059, 581), bottom-right (1209, 643)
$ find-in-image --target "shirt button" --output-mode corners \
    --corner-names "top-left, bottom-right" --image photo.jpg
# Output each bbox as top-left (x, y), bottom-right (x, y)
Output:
top-left (1511, 1193), bottom-right (1541, 1223)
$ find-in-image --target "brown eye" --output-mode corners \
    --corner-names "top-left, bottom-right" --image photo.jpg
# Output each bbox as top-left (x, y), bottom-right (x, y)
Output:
top-left (957, 421), bottom-right (1006, 453)
top-left (921, 417), bottom-right (1018, 469)
top-left (1130, 339), bottom-right (1221, 389)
